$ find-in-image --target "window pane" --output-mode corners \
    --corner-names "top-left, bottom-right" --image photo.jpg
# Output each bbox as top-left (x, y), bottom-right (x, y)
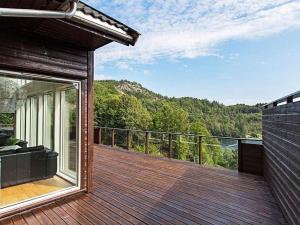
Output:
top-left (30, 97), bottom-right (37, 146)
top-left (44, 93), bottom-right (54, 149)
top-left (0, 74), bottom-right (80, 210)
top-left (61, 87), bottom-right (78, 178)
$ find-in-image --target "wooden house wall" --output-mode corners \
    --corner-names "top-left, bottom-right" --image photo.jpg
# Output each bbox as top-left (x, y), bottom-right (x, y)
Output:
top-left (263, 101), bottom-right (300, 225)
top-left (0, 30), bottom-right (94, 198)
top-left (0, 31), bottom-right (88, 78)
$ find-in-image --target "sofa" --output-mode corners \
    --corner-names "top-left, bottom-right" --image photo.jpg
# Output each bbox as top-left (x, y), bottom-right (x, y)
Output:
top-left (0, 133), bottom-right (10, 146)
top-left (0, 145), bottom-right (58, 189)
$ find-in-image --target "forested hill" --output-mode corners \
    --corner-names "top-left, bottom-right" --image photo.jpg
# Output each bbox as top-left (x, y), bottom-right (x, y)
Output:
top-left (94, 80), bottom-right (263, 138)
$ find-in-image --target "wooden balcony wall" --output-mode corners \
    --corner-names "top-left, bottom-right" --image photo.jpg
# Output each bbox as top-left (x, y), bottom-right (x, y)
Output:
top-left (263, 95), bottom-right (300, 225)
top-left (239, 142), bottom-right (263, 176)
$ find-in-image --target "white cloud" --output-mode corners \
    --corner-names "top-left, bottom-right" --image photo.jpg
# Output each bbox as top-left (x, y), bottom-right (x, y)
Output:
top-left (91, 0), bottom-right (300, 66)
top-left (95, 73), bottom-right (113, 80)
top-left (116, 61), bottom-right (131, 70)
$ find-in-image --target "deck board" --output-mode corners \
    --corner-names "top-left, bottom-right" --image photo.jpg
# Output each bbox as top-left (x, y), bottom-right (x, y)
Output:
top-left (0, 145), bottom-right (287, 225)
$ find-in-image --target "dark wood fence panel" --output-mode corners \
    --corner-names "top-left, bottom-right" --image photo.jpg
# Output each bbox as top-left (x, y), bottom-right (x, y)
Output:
top-left (263, 100), bottom-right (300, 225)
top-left (240, 142), bottom-right (263, 175)
top-left (0, 31), bottom-right (88, 78)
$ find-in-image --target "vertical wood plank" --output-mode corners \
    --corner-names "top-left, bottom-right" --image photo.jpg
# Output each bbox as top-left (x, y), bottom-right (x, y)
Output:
top-left (145, 131), bottom-right (149, 154)
top-left (286, 96), bottom-right (293, 104)
top-left (87, 51), bottom-right (94, 193)
top-left (238, 139), bottom-right (242, 172)
top-left (198, 136), bottom-right (202, 164)
top-left (168, 133), bottom-right (173, 158)
top-left (111, 129), bottom-right (115, 147)
top-left (99, 127), bottom-right (102, 144)
top-left (126, 129), bottom-right (131, 150)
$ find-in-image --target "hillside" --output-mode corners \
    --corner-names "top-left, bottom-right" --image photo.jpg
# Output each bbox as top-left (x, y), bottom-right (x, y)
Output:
top-left (94, 80), bottom-right (263, 138)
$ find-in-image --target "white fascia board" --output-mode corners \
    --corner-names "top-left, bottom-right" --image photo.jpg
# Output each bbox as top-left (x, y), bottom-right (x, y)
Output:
top-left (73, 11), bottom-right (133, 42)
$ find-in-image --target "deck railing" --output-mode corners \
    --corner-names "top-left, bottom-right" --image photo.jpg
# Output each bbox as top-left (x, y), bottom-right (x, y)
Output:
top-left (264, 90), bottom-right (300, 109)
top-left (94, 126), bottom-right (263, 172)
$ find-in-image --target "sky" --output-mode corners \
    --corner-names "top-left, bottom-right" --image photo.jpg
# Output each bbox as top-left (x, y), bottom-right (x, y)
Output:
top-left (82, 0), bottom-right (300, 105)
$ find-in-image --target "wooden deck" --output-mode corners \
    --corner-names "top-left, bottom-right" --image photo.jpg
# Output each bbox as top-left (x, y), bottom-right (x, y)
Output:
top-left (1, 145), bottom-right (286, 225)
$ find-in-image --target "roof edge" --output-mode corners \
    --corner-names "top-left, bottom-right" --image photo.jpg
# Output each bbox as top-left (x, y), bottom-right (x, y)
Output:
top-left (75, 1), bottom-right (140, 46)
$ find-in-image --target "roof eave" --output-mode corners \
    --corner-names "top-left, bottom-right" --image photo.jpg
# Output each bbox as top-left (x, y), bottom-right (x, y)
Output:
top-left (74, 1), bottom-right (140, 46)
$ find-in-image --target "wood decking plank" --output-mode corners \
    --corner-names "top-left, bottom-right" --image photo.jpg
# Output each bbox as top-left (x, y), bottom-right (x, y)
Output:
top-left (55, 201), bottom-right (94, 225)
top-left (94, 169), bottom-right (263, 224)
top-left (94, 166), bottom-right (279, 225)
top-left (31, 209), bottom-right (54, 225)
top-left (90, 188), bottom-right (172, 225)
top-left (22, 212), bottom-right (41, 225)
top-left (94, 153), bottom-right (282, 216)
top-left (63, 197), bottom-right (108, 225)
top-left (0, 145), bottom-right (287, 225)
top-left (0, 218), bottom-right (14, 225)
top-left (40, 205), bottom-right (67, 225)
top-left (11, 215), bottom-right (27, 225)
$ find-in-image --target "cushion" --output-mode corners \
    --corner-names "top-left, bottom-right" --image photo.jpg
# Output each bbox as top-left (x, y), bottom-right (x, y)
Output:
top-left (0, 134), bottom-right (10, 146)
top-left (47, 151), bottom-right (58, 158)
top-left (0, 149), bottom-right (16, 156)
top-left (16, 145), bottom-right (44, 153)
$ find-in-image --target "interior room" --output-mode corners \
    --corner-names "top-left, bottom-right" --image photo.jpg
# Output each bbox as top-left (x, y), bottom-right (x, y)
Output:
top-left (0, 71), bottom-right (81, 210)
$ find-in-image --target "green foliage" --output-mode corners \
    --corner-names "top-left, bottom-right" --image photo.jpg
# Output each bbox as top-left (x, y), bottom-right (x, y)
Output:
top-left (190, 120), bottom-right (210, 136)
top-left (119, 95), bottom-right (152, 130)
top-left (94, 80), bottom-right (262, 138)
top-left (5, 137), bottom-right (20, 146)
top-left (0, 113), bottom-right (14, 125)
top-left (174, 136), bottom-right (191, 161)
top-left (152, 101), bottom-right (189, 132)
top-left (94, 80), bottom-right (263, 170)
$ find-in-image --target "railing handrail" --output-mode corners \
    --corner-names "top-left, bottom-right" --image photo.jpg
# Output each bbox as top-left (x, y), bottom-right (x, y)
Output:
top-left (95, 126), bottom-right (262, 142)
top-left (94, 126), bottom-right (263, 171)
top-left (263, 90), bottom-right (300, 109)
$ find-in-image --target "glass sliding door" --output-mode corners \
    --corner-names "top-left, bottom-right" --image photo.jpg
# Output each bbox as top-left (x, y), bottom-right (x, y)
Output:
top-left (60, 87), bottom-right (78, 179)
top-left (0, 72), bottom-right (81, 211)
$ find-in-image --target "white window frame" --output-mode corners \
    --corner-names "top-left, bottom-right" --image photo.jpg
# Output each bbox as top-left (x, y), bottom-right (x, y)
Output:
top-left (0, 69), bottom-right (82, 214)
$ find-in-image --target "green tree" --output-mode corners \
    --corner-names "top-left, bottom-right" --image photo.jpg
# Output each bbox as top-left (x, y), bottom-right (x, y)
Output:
top-left (152, 101), bottom-right (189, 132)
top-left (119, 95), bottom-right (152, 130)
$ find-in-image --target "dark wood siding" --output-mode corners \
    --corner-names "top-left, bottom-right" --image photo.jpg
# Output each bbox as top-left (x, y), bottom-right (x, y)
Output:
top-left (263, 101), bottom-right (300, 225)
top-left (87, 51), bottom-right (94, 193)
top-left (0, 30), bottom-right (88, 78)
top-left (240, 143), bottom-right (263, 176)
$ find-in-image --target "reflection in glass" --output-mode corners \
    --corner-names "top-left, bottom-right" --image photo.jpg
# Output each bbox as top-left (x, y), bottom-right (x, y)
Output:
top-left (61, 88), bottom-right (78, 177)
top-left (0, 74), bottom-right (80, 210)
top-left (44, 93), bottom-right (54, 149)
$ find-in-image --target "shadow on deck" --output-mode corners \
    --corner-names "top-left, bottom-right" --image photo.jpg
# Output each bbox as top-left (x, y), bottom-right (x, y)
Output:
top-left (1, 145), bottom-right (286, 225)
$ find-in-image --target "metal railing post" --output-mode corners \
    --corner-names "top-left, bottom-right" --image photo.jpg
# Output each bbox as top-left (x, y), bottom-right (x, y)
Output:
top-left (111, 128), bottom-right (115, 147)
top-left (126, 129), bottom-right (131, 150)
top-left (145, 131), bottom-right (149, 154)
top-left (168, 133), bottom-right (173, 158)
top-left (99, 127), bottom-right (102, 145)
top-left (198, 136), bottom-right (202, 164)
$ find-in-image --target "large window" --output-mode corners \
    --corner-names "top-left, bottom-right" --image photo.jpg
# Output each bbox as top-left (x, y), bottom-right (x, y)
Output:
top-left (0, 73), bottom-right (81, 211)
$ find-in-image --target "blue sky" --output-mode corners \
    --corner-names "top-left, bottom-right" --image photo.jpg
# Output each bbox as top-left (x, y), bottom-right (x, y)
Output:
top-left (83, 0), bottom-right (300, 105)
